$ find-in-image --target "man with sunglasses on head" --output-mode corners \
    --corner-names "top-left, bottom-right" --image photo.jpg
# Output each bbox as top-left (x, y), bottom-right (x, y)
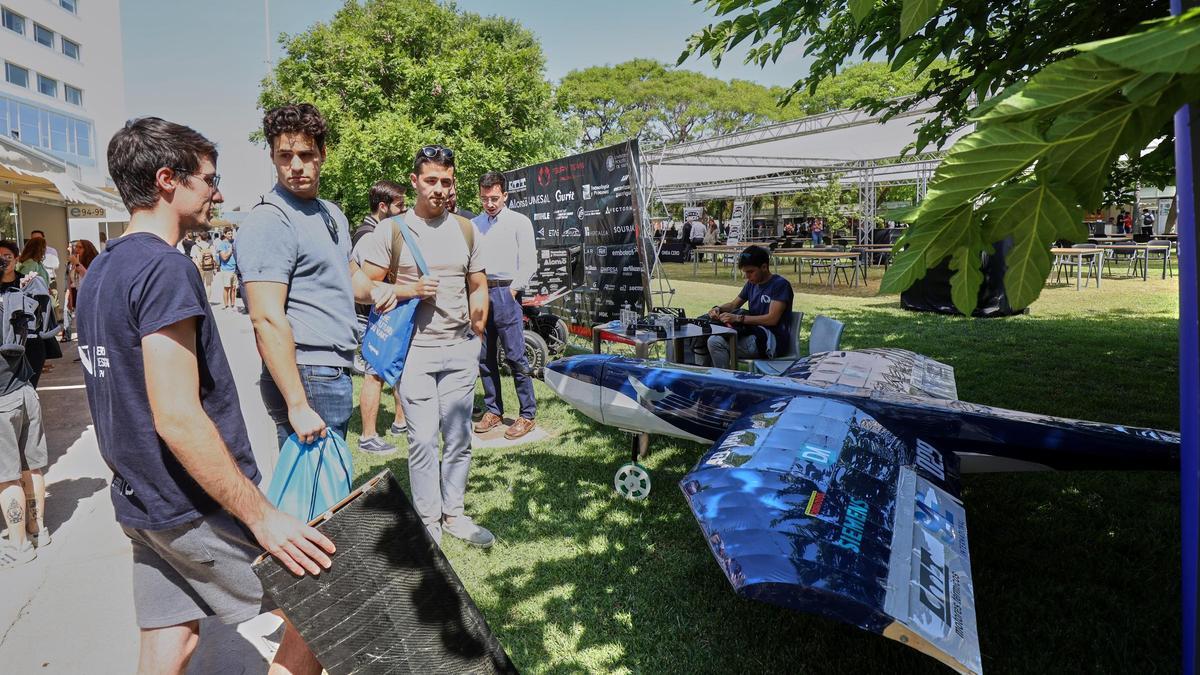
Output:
top-left (77, 117), bottom-right (334, 674)
top-left (351, 145), bottom-right (492, 547)
top-left (237, 103), bottom-right (358, 450)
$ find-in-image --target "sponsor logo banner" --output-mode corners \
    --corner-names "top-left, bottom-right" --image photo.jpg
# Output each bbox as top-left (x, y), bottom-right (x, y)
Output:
top-left (503, 140), bottom-right (647, 325)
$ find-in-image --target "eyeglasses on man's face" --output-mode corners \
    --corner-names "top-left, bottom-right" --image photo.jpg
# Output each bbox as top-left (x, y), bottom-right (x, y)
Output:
top-left (172, 168), bottom-right (220, 191)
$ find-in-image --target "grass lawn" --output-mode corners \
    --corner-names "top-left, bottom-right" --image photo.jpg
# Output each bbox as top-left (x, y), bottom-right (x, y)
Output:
top-left (344, 259), bottom-right (1181, 674)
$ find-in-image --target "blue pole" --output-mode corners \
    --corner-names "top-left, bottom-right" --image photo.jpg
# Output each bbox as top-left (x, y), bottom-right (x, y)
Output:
top-left (1175, 3), bottom-right (1200, 674)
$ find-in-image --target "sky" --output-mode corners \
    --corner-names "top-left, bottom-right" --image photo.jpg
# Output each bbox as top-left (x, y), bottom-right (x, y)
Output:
top-left (120, 0), bottom-right (810, 210)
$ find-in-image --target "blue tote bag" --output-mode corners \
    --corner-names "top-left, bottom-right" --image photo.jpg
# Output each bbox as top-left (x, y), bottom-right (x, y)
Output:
top-left (361, 217), bottom-right (428, 387)
top-left (266, 432), bottom-right (354, 522)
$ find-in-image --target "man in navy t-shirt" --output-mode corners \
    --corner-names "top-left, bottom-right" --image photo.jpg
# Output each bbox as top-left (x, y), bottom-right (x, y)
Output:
top-left (700, 244), bottom-right (795, 369)
top-left (76, 117), bottom-right (334, 674)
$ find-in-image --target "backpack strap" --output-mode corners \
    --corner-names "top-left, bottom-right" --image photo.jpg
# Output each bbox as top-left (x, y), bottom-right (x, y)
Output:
top-left (383, 216), bottom-right (406, 284)
top-left (448, 213), bottom-right (476, 255)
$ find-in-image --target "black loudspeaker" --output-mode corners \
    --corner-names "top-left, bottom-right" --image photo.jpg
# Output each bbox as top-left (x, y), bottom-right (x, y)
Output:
top-left (253, 470), bottom-right (517, 675)
top-left (900, 238), bottom-right (1022, 317)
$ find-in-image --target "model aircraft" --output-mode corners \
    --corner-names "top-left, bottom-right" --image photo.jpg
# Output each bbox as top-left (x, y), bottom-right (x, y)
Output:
top-left (544, 349), bottom-right (1179, 675)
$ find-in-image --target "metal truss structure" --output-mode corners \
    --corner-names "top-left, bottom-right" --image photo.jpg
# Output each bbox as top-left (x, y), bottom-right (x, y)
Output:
top-left (641, 100), bottom-right (971, 243)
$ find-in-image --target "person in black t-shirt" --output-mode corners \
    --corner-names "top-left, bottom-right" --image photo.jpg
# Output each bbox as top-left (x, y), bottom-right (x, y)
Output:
top-left (77, 117), bottom-right (334, 673)
top-left (694, 245), bottom-right (795, 369)
top-left (350, 180), bottom-right (406, 455)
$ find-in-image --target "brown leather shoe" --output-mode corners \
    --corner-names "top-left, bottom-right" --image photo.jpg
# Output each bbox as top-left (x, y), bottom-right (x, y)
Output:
top-left (473, 412), bottom-right (502, 433)
top-left (504, 417), bottom-right (536, 440)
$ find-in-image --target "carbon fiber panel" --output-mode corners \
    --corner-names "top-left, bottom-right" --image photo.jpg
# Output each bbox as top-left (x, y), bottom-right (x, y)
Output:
top-left (253, 470), bottom-right (517, 674)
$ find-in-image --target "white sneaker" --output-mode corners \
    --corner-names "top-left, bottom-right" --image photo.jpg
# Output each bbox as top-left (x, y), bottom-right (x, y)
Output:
top-left (30, 528), bottom-right (50, 549)
top-left (0, 541), bottom-right (36, 569)
top-left (442, 515), bottom-right (494, 548)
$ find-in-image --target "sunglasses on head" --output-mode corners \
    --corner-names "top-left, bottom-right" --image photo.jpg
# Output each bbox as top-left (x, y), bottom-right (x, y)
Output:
top-left (418, 145), bottom-right (454, 161)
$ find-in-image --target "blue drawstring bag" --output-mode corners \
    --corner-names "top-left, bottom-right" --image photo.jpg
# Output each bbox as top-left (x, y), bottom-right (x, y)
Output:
top-left (266, 432), bottom-right (354, 522)
top-left (362, 217), bottom-right (428, 387)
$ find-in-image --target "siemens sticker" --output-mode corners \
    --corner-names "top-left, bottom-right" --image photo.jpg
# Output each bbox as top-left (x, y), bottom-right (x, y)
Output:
top-left (833, 497), bottom-right (869, 553)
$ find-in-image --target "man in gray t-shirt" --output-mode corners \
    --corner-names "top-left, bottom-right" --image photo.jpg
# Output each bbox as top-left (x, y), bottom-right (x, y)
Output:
top-left (236, 103), bottom-right (359, 448)
top-left (352, 145), bottom-right (491, 548)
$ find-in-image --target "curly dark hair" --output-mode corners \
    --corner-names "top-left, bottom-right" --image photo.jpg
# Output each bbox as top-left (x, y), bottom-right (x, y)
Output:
top-left (262, 103), bottom-right (328, 152)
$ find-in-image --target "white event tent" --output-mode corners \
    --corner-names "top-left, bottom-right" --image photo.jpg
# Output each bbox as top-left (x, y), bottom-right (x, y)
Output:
top-left (640, 99), bottom-right (974, 242)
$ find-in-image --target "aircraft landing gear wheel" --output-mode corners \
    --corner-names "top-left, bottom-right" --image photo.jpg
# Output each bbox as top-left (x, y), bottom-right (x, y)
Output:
top-left (614, 462), bottom-right (651, 501)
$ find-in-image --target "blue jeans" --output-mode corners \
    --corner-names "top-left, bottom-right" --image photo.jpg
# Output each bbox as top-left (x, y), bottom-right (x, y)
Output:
top-left (259, 364), bottom-right (353, 448)
top-left (479, 286), bottom-right (537, 419)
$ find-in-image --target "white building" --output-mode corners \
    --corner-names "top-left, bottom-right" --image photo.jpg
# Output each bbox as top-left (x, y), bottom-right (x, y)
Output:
top-left (0, 0), bottom-right (127, 244)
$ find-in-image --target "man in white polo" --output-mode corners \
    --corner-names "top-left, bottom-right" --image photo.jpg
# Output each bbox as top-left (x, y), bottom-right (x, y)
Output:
top-left (471, 171), bottom-right (538, 439)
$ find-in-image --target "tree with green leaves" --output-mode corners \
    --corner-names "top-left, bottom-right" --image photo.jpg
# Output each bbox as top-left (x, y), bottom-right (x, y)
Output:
top-left (682, 0), bottom-right (1193, 313)
top-left (256, 0), bottom-right (570, 218)
top-left (791, 174), bottom-right (860, 234)
top-left (555, 59), bottom-right (799, 148)
top-left (880, 11), bottom-right (1200, 313)
top-left (556, 59), bottom-right (928, 150)
top-left (681, 0), bottom-right (1169, 154)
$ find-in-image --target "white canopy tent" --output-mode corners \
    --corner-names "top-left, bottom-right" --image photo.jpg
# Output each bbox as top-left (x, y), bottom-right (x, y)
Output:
top-left (640, 100), bottom-right (974, 242)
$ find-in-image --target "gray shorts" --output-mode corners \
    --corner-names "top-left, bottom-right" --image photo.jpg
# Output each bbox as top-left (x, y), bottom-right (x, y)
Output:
top-left (0, 385), bottom-right (48, 483)
top-left (121, 510), bottom-right (274, 629)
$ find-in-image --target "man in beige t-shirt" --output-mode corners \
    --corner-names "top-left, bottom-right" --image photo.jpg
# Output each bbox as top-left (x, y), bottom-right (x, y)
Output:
top-left (352, 145), bottom-right (491, 547)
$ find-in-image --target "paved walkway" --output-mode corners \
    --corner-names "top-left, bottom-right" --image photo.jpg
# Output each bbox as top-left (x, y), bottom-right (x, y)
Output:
top-left (0, 306), bottom-right (284, 673)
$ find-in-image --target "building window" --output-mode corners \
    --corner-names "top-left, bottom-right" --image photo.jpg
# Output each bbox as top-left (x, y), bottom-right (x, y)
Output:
top-left (4, 63), bottom-right (29, 88)
top-left (33, 23), bottom-right (53, 47)
top-left (59, 0), bottom-right (77, 13)
top-left (2, 8), bottom-right (25, 35)
top-left (37, 74), bottom-right (57, 98)
top-left (65, 84), bottom-right (82, 106)
top-left (61, 37), bottom-right (80, 60)
top-left (0, 93), bottom-right (94, 160)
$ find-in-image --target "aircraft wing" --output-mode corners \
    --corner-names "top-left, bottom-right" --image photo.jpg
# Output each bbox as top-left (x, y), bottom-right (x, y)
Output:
top-left (779, 348), bottom-right (960, 400)
top-left (680, 394), bottom-right (982, 675)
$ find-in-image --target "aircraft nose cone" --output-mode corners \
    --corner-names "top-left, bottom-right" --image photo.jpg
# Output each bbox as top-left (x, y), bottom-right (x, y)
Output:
top-left (545, 354), bottom-right (611, 425)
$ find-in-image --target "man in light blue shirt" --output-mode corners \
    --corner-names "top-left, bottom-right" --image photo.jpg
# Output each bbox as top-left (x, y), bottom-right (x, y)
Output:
top-left (216, 226), bottom-right (238, 310)
top-left (471, 171), bottom-right (538, 440)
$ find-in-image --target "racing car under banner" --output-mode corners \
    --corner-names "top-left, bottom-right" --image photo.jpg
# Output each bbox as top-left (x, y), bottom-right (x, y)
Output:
top-left (543, 349), bottom-right (1180, 675)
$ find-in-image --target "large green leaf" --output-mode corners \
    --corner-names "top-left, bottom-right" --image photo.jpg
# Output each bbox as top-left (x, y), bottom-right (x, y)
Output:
top-left (900, 0), bottom-right (941, 39)
top-left (1071, 7), bottom-right (1200, 74)
top-left (916, 124), bottom-right (1048, 221)
top-left (1037, 97), bottom-right (1167, 205)
top-left (972, 53), bottom-right (1139, 124)
top-left (979, 182), bottom-right (1082, 308)
top-left (849, 0), bottom-right (875, 24)
top-left (948, 244), bottom-right (985, 316)
top-left (923, 202), bottom-right (979, 266)
top-left (880, 205), bottom-right (970, 294)
top-left (1003, 235), bottom-right (1055, 310)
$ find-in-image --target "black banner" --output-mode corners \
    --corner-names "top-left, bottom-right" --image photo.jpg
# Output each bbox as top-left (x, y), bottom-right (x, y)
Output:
top-left (658, 241), bottom-right (692, 263)
top-left (503, 141), bottom-right (649, 328)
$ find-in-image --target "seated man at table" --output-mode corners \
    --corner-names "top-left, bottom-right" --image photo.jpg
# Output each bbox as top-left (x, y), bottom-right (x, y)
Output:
top-left (694, 245), bottom-right (794, 369)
